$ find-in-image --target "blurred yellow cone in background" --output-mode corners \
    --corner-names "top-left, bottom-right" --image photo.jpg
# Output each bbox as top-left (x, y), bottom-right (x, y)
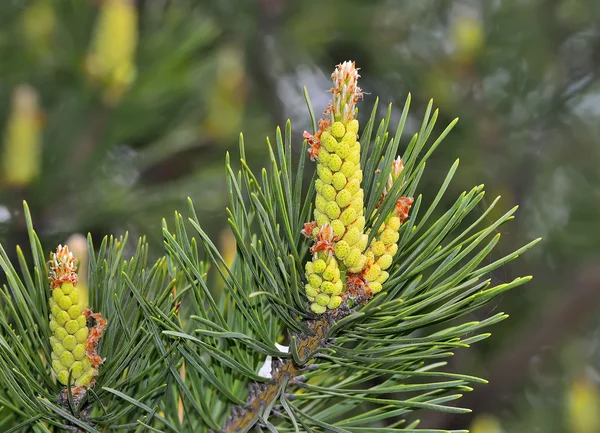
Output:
top-left (2, 85), bottom-right (43, 187)
top-left (567, 376), bottom-right (600, 433)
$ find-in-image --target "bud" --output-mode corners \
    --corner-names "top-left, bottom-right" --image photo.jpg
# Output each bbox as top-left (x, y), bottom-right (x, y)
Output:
top-left (86, 0), bottom-right (138, 105)
top-left (385, 156), bottom-right (405, 194)
top-left (2, 85), bottom-right (43, 186)
top-left (48, 245), bottom-right (106, 387)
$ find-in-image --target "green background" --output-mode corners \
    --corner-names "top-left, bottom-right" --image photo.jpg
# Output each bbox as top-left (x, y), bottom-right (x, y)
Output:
top-left (1, 1), bottom-right (599, 431)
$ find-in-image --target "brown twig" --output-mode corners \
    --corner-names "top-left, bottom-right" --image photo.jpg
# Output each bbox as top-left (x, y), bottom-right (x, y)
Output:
top-left (220, 312), bottom-right (339, 432)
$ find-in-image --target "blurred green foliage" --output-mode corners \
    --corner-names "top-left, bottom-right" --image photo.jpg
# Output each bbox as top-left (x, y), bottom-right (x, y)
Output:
top-left (1, 0), bottom-right (599, 430)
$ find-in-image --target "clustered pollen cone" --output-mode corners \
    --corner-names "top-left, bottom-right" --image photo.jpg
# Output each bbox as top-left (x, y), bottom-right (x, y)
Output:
top-left (85, 0), bottom-right (138, 105)
top-left (2, 85), bottom-right (43, 186)
top-left (303, 62), bottom-right (368, 314)
top-left (353, 157), bottom-right (413, 296)
top-left (303, 63), bottom-right (414, 314)
top-left (48, 245), bottom-right (106, 388)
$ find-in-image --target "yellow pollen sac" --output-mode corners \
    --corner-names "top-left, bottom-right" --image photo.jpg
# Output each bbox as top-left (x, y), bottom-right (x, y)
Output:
top-left (335, 141), bottom-right (351, 159)
top-left (317, 165), bottom-right (333, 184)
top-left (377, 254), bottom-right (394, 270)
top-left (387, 216), bottom-right (401, 231)
top-left (371, 241), bottom-right (386, 257)
top-left (368, 282), bottom-right (383, 294)
top-left (52, 289), bottom-right (63, 303)
top-left (364, 264), bottom-right (382, 281)
top-left (320, 281), bottom-right (334, 294)
top-left (73, 344), bottom-right (86, 360)
top-left (355, 234), bottom-right (369, 251)
top-left (315, 194), bottom-right (328, 213)
top-left (308, 274), bottom-right (322, 288)
top-left (313, 259), bottom-right (327, 273)
top-left (343, 227), bottom-right (361, 246)
top-left (77, 315), bottom-right (87, 328)
top-left (305, 261), bottom-right (315, 275)
top-left (56, 311), bottom-right (70, 326)
top-left (331, 121), bottom-right (345, 138)
top-left (58, 295), bottom-right (72, 310)
top-left (322, 134), bottom-right (338, 152)
top-left (305, 285), bottom-right (319, 298)
top-left (349, 216), bottom-right (366, 231)
top-left (347, 150), bottom-right (360, 165)
top-left (327, 154), bottom-right (343, 171)
top-left (341, 131), bottom-right (356, 145)
top-left (377, 271), bottom-right (389, 284)
top-left (62, 335), bottom-right (77, 351)
top-left (54, 327), bottom-right (68, 340)
top-left (322, 184), bottom-right (337, 201)
top-left (75, 327), bottom-right (89, 343)
top-left (346, 178), bottom-right (361, 195)
top-left (327, 296), bottom-right (343, 309)
top-left (67, 304), bottom-right (82, 319)
top-left (380, 228), bottom-right (398, 245)
top-left (387, 243), bottom-right (398, 256)
top-left (315, 293), bottom-right (331, 306)
top-left (314, 210), bottom-right (330, 227)
top-left (344, 248), bottom-right (362, 267)
top-left (334, 240), bottom-right (350, 260)
top-left (331, 172), bottom-right (347, 191)
top-left (65, 320), bottom-right (80, 335)
top-left (349, 169), bottom-right (363, 182)
top-left (335, 189), bottom-right (352, 208)
top-left (315, 179), bottom-right (324, 194)
top-left (340, 161), bottom-right (356, 178)
top-left (331, 280), bottom-right (343, 296)
top-left (311, 303), bottom-right (327, 314)
top-left (325, 202), bottom-right (341, 219)
top-left (331, 219), bottom-right (346, 237)
top-left (346, 119), bottom-right (359, 134)
top-left (61, 282), bottom-right (74, 295)
top-left (339, 207), bottom-right (357, 226)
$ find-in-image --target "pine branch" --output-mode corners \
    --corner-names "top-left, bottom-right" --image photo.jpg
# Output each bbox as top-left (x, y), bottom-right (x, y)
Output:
top-left (222, 314), bottom-right (335, 432)
top-left (157, 62), bottom-right (539, 432)
top-left (0, 60), bottom-right (539, 432)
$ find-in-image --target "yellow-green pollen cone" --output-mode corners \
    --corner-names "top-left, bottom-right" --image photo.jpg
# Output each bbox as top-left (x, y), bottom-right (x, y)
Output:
top-left (85, 0), bottom-right (138, 104)
top-left (48, 245), bottom-right (104, 387)
top-left (1, 85), bottom-right (42, 186)
top-left (303, 66), bottom-right (415, 313)
top-left (303, 61), bottom-right (368, 313)
top-left (304, 224), bottom-right (344, 314)
top-left (360, 157), bottom-right (413, 296)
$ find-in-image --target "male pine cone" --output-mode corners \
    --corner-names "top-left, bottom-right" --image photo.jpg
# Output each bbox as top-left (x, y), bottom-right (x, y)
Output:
top-left (303, 62), bottom-right (414, 314)
top-left (48, 245), bottom-right (105, 387)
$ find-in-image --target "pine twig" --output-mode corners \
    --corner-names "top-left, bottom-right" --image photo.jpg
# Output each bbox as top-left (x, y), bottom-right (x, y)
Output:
top-left (220, 307), bottom-right (351, 432)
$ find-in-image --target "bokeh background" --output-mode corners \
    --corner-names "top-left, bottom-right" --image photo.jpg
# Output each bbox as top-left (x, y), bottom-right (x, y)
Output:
top-left (1, 0), bottom-right (600, 432)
